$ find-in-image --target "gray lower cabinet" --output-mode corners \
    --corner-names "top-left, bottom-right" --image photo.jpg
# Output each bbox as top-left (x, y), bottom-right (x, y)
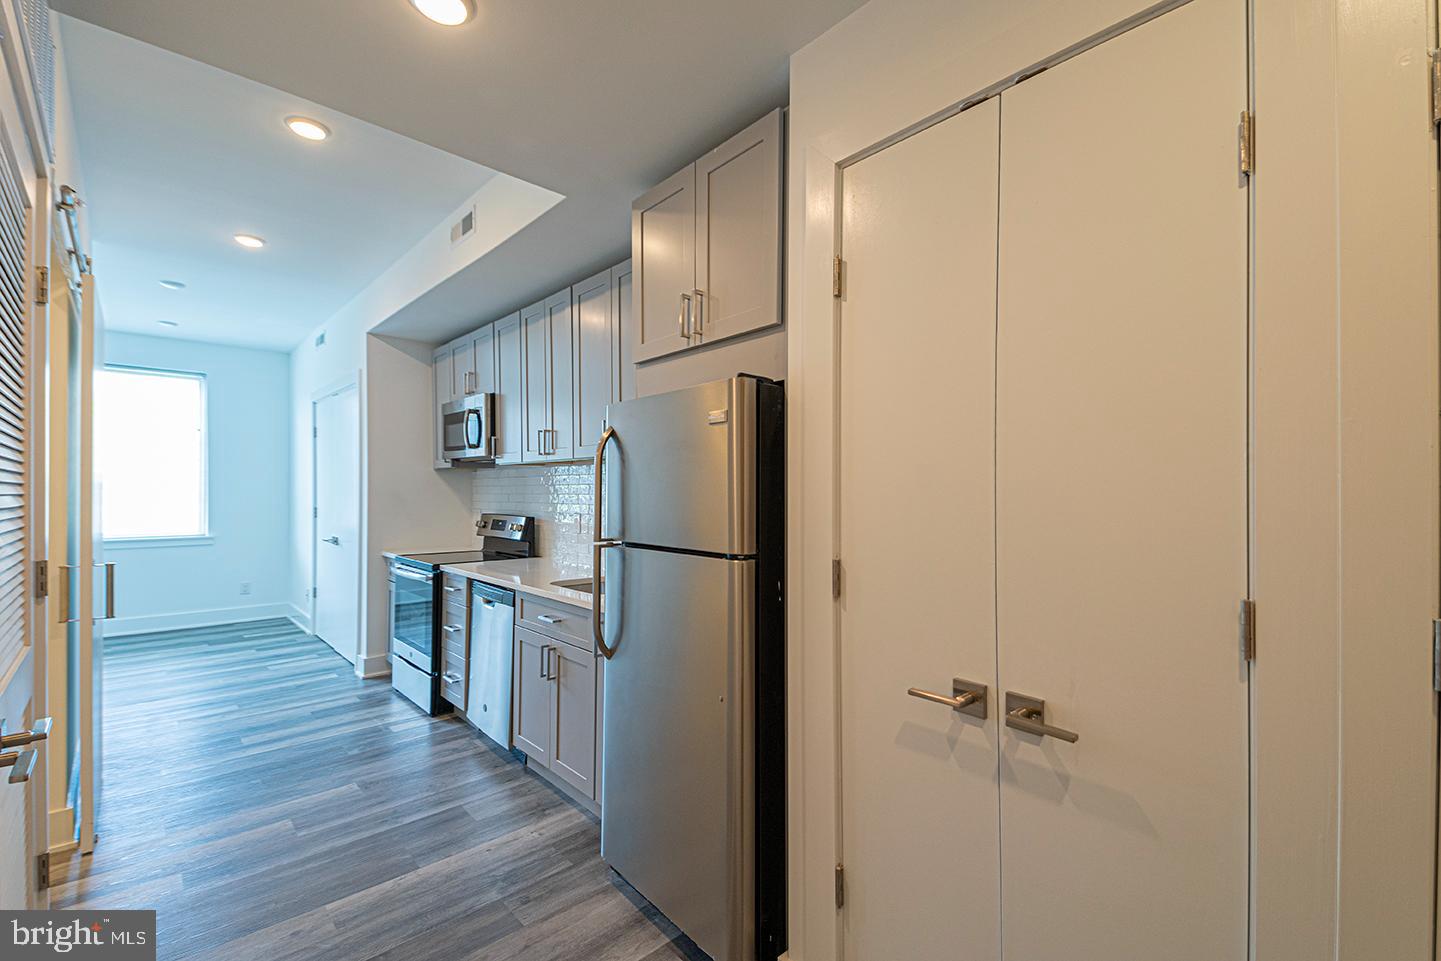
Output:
top-left (512, 626), bottom-right (552, 765)
top-left (511, 613), bottom-right (602, 803)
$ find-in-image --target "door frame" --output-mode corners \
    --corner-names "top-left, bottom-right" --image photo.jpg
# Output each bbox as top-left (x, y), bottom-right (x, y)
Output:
top-left (309, 372), bottom-right (362, 662)
top-left (785, 0), bottom-right (1440, 959)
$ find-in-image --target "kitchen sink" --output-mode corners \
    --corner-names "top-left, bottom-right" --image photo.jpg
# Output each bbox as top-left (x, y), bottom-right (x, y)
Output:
top-left (551, 578), bottom-right (593, 594)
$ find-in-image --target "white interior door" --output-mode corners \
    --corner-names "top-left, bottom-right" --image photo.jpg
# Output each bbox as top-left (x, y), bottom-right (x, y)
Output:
top-left (838, 97), bottom-right (1002, 961)
top-left (313, 384), bottom-right (360, 662)
top-left (994, 1), bottom-right (1249, 957)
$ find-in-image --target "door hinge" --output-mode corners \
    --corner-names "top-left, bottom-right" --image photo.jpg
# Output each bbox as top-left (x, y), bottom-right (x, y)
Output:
top-left (1432, 619), bottom-right (1441, 692)
top-left (36, 852), bottom-right (49, 890)
top-left (313, 506), bottom-right (318, 519)
top-left (313, 426), bottom-right (318, 439)
top-left (1240, 598), bottom-right (1256, 662)
top-left (831, 558), bottom-right (842, 600)
top-left (1431, 55), bottom-right (1441, 125)
top-left (834, 863), bottom-right (845, 909)
top-left (833, 255), bottom-right (844, 298)
top-left (1237, 111), bottom-right (1254, 177)
top-left (34, 266), bottom-right (47, 306)
top-left (33, 560), bottom-right (46, 599)
top-left (311, 586), bottom-right (318, 599)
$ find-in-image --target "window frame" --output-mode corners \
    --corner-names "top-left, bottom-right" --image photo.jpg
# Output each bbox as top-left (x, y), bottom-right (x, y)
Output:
top-left (98, 363), bottom-right (212, 546)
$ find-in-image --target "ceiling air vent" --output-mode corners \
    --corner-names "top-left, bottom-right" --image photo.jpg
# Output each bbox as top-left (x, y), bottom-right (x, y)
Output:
top-left (450, 205), bottom-right (476, 247)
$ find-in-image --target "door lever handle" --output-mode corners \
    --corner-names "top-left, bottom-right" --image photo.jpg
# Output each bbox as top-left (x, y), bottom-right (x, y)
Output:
top-left (907, 678), bottom-right (987, 719)
top-left (1004, 692), bottom-right (1079, 743)
top-left (0, 748), bottom-right (37, 783)
top-left (0, 716), bottom-right (51, 750)
top-left (323, 536), bottom-right (340, 546)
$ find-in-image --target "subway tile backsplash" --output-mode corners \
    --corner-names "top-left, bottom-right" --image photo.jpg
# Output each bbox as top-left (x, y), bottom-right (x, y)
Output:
top-left (473, 464), bottom-right (594, 568)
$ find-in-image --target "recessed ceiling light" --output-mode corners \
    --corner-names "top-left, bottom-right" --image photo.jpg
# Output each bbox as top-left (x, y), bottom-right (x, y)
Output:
top-left (159, 279), bottom-right (186, 290)
top-left (285, 116), bottom-right (330, 142)
top-left (409, 0), bottom-right (475, 26)
top-left (157, 320), bottom-right (180, 327)
top-left (234, 233), bottom-right (266, 249)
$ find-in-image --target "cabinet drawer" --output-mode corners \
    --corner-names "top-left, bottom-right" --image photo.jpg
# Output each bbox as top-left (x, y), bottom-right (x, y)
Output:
top-left (518, 595), bottom-right (591, 651)
top-left (440, 621), bottom-right (466, 660)
top-left (441, 575), bottom-right (469, 605)
top-left (440, 650), bottom-right (466, 707)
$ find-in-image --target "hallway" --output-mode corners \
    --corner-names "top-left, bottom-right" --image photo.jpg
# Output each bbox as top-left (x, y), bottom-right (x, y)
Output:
top-left (50, 619), bottom-right (700, 961)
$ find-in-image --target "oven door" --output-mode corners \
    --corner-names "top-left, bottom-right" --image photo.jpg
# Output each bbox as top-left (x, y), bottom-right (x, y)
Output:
top-left (390, 565), bottom-right (436, 672)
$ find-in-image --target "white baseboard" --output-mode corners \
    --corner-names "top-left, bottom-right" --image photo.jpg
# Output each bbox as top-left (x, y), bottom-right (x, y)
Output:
top-left (356, 651), bottom-right (391, 679)
top-left (47, 805), bottom-right (73, 848)
top-left (286, 603), bottom-right (312, 634)
top-left (104, 603), bottom-right (299, 637)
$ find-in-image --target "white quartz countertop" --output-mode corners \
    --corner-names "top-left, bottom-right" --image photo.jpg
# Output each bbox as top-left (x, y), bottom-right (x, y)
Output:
top-left (439, 557), bottom-right (594, 610)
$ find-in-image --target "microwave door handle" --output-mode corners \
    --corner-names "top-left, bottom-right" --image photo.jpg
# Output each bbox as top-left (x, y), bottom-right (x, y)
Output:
top-left (466, 409), bottom-right (483, 448)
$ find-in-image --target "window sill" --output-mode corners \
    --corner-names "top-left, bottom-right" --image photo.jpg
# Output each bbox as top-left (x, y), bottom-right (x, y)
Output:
top-left (103, 535), bottom-right (214, 551)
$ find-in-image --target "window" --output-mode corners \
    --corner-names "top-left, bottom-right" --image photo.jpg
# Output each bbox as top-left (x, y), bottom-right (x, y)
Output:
top-left (97, 366), bottom-right (208, 541)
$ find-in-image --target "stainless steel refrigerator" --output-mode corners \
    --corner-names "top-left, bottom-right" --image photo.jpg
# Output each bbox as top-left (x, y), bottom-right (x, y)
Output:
top-left (594, 375), bottom-right (786, 961)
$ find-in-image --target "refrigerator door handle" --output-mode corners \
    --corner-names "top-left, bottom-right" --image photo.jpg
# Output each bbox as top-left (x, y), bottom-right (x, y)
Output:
top-left (593, 424), bottom-right (622, 659)
top-left (593, 540), bottom-right (622, 659)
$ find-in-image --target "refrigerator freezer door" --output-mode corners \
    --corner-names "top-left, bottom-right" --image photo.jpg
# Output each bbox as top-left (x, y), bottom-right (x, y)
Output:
top-left (603, 377), bottom-right (757, 556)
top-left (600, 545), bottom-right (755, 961)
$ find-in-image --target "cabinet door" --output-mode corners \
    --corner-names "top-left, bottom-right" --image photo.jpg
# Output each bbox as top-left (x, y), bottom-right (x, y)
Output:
top-left (544, 289), bottom-right (576, 461)
top-left (695, 109), bottom-right (783, 346)
top-left (520, 299), bottom-right (549, 463)
top-left (549, 641), bottom-right (598, 798)
top-left (470, 324), bottom-right (496, 396)
top-left (631, 164), bottom-right (696, 363)
top-left (512, 628), bottom-right (552, 764)
top-left (451, 335), bottom-right (476, 397)
top-left (493, 312), bottom-right (524, 465)
top-left (573, 268), bottom-right (614, 457)
top-left (611, 260), bottom-right (634, 403)
top-left (432, 345), bottom-right (454, 469)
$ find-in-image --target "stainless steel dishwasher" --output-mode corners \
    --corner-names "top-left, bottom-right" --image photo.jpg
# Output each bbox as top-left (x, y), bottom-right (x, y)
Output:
top-left (467, 580), bottom-right (516, 748)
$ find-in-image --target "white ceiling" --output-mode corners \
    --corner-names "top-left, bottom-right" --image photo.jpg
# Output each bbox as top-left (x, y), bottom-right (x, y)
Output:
top-left (51, 0), bottom-right (867, 347)
top-left (57, 16), bottom-right (537, 351)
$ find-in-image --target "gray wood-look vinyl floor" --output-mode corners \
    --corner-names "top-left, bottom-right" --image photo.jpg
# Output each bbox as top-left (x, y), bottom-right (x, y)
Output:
top-left (50, 619), bottom-right (706, 961)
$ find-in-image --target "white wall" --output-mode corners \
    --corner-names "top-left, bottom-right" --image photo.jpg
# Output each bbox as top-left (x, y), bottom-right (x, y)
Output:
top-left (784, 0), bottom-right (1439, 959)
top-left (102, 334), bottom-right (292, 634)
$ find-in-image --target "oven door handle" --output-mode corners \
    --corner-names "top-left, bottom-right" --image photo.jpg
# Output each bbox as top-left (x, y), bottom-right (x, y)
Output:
top-left (391, 567), bottom-right (434, 584)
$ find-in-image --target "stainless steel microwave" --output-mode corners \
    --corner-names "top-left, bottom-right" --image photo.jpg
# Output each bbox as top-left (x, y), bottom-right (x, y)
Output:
top-left (441, 393), bottom-right (494, 462)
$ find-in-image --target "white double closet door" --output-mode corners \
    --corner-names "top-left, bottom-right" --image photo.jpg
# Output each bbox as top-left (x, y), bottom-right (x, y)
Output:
top-left (838, 1), bottom-right (1249, 959)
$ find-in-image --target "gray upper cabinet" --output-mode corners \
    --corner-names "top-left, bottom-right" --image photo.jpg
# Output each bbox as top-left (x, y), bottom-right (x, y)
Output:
top-left (611, 259), bottom-right (634, 403)
top-left (521, 290), bottom-right (577, 463)
top-left (520, 299), bottom-right (548, 462)
top-left (695, 110), bottom-right (783, 345)
top-left (470, 324), bottom-right (496, 397)
top-left (573, 267), bottom-right (616, 457)
top-left (493, 312), bottom-right (524, 465)
top-left (631, 108), bottom-right (784, 363)
top-left (433, 344), bottom-right (455, 469)
top-left (632, 165), bottom-right (697, 363)
top-left (451, 334), bottom-right (476, 397)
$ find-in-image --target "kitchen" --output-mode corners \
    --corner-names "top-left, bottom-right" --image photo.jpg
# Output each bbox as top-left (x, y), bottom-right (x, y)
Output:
top-left (383, 106), bottom-right (788, 961)
top-left (0, 0), bottom-right (1433, 960)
